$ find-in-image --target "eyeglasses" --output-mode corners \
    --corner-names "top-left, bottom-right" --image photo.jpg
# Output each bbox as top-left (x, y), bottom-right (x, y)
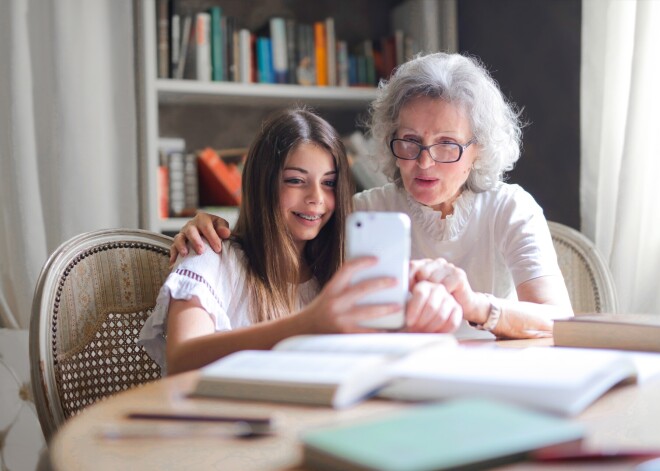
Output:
top-left (389, 137), bottom-right (477, 163)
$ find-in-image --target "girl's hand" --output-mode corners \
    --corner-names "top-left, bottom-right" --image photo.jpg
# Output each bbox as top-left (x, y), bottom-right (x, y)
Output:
top-left (299, 257), bottom-right (403, 333)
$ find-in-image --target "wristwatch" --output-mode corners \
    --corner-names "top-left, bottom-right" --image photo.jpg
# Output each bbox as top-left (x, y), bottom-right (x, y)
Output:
top-left (469, 293), bottom-right (502, 332)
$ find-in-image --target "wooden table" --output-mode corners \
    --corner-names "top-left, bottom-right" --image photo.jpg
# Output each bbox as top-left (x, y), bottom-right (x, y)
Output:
top-left (49, 339), bottom-right (660, 471)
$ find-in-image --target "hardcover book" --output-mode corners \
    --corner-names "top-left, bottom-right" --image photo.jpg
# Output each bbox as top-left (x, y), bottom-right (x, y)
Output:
top-left (192, 333), bottom-right (457, 409)
top-left (197, 147), bottom-right (242, 206)
top-left (269, 17), bottom-right (288, 84)
top-left (195, 12), bottom-right (212, 81)
top-left (301, 399), bottom-right (584, 471)
top-left (209, 6), bottom-right (224, 81)
top-left (553, 313), bottom-right (660, 352)
top-left (314, 21), bottom-right (327, 86)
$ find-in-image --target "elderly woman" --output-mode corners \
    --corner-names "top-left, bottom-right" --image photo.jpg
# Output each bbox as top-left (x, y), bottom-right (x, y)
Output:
top-left (172, 52), bottom-right (573, 339)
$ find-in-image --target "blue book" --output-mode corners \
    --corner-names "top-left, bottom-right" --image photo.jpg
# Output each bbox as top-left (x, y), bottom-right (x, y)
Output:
top-left (209, 7), bottom-right (225, 81)
top-left (209, 6), bottom-right (224, 81)
top-left (348, 55), bottom-right (358, 86)
top-left (302, 399), bottom-right (585, 471)
top-left (256, 37), bottom-right (274, 83)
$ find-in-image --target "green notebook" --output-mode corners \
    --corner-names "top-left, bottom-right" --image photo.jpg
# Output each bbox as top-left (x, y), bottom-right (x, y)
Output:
top-left (301, 399), bottom-right (584, 471)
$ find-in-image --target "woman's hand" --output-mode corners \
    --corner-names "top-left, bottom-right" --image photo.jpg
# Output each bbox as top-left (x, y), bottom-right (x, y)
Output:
top-left (410, 258), bottom-right (570, 339)
top-left (410, 258), bottom-right (487, 325)
top-left (170, 212), bottom-right (231, 263)
top-left (297, 257), bottom-right (403, 334)
top-left (404, 280), bottom-right (463, 333)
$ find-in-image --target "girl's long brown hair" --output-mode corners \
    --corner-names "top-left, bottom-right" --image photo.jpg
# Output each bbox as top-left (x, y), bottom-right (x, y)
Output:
top-left (231, 108), bottom-right (354, 323)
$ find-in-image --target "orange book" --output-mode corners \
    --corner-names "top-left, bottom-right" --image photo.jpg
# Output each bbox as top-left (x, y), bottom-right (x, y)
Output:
top-left (158, 165), bottom-right (169, 218)
top-left (314, 21), bottom-right (327, 86)
top-left (197, 147), bottom-right (242, 206)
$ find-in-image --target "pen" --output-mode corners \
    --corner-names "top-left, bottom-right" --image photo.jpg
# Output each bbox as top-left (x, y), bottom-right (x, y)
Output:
top-left (98, 422), bottom-right (263, 440)
top-left (531, 448), bottom-right (660, 462)
top-left (126, 412), bottom-right (272, 426)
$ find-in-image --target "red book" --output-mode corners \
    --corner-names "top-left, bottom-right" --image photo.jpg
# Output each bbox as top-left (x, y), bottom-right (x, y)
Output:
top-left (197, 147), bottom-right (242, 206)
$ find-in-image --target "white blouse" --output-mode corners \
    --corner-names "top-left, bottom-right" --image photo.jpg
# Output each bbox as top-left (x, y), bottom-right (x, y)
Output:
top-left (353, 182), bottom-right (562, 301)
top-left (138, 240), bottom-right (319, 374)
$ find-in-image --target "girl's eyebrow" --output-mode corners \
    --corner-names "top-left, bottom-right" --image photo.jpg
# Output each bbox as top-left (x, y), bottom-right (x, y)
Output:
top-left (283, 166), bottom-right (308, 173)
top-left (283, 166), bottom-right (337, 176)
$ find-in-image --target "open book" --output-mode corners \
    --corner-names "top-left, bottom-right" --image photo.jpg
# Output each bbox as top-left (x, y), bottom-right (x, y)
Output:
top-left (193, 335), bottom-right (651, 415)
top-left (192, 333), bottom-right (457, 409)
top-left (378, 346), bottom-right (639, 416)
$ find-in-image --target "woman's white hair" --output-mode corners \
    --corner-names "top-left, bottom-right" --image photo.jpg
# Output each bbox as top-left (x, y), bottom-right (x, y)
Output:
top-left (367, 52), bottom-right (523, 192)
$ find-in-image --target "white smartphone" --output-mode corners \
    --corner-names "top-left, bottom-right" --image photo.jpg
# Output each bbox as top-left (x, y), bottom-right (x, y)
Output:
top-left (345, 211), bottom-right (411, 330)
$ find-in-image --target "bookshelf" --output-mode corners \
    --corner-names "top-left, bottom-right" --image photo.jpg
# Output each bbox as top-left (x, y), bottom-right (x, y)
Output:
top-left (135, 0), bottom-right (456, 234)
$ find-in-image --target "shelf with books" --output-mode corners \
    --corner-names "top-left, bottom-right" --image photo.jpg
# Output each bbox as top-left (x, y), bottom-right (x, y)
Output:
top-left (137, 0), bottom-right (457, 235)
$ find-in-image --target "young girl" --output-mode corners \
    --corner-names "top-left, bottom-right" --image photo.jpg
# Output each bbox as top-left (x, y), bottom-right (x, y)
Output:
top-left (139, 108), bottom-right (461, 375)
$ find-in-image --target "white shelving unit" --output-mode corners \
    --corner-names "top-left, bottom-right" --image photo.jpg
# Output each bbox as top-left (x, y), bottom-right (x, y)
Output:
top-left (135, 0), bottom-right (379, 234)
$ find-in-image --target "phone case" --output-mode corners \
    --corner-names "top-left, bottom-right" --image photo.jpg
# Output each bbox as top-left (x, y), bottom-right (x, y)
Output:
top-left (345, 212), bottom-right (411, 330)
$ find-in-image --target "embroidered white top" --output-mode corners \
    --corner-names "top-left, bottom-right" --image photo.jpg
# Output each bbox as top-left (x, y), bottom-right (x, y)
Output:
top-left (138, 240), bottom-right (319, 375)
top-left (353, 182), bottom-right (561, 301)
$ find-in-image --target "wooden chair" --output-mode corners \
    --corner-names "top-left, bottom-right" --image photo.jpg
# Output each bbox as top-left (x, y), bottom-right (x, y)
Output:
top-left (548, 221), bottom-right (618, 314)
top-left (29, 229), bottom-right (172, 442)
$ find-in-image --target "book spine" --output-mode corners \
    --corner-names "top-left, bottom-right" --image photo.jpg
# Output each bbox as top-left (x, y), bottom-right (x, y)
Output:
top-left (175, 15), bottom-right (192, 80)
top-left (168, 152), bottom-right (185, 217)
top-left (170, 14), bottom-right (180, 78)
top-left (251, 33), bottom-right (258, 83)
top-left (307, 25), bottom-right (316, 85)
top-left (356, 54), bottom-right (365, 86)
top-left (296, 23), bottom-right (314, 85)
top-left (225, 17), bottom-right (236, 82)
top-left (382, 36), bottom-right (396, 79)
top-left (209, 6), bottom-right (224, 81)
top-left (183, 152), bottom-right (199, 215)
top-left (348, 54), bottom-right (357, 86)
top-left (158, 160), bottom-right (169, 219)
top-left (270, 17), bottom-right (288, 84)
top-left (195, 13), bottom-right (212, 81)
top-left (238, 28), bottom-right (252, 83)
top-left (285, 19), bottom-right (297, 84)
top-left (156, 0), bottom-right (169, 78)
top-left (363, 40), bottom-right (376, 86)
top-left (314, 21), bottom-right (327, 86)
top-left (325, 17), bottom-right (336, 87)
top-left (257, 37), bottom-right (274, 83)
top-left (231, 28), bottom-right (240, 82)
top-left (337, 40), bottom-right (349, 87)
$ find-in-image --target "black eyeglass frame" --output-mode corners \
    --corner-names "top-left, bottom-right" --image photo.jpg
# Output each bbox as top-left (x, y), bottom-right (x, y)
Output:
top-left (389, 137), bottom-right (478, 163)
